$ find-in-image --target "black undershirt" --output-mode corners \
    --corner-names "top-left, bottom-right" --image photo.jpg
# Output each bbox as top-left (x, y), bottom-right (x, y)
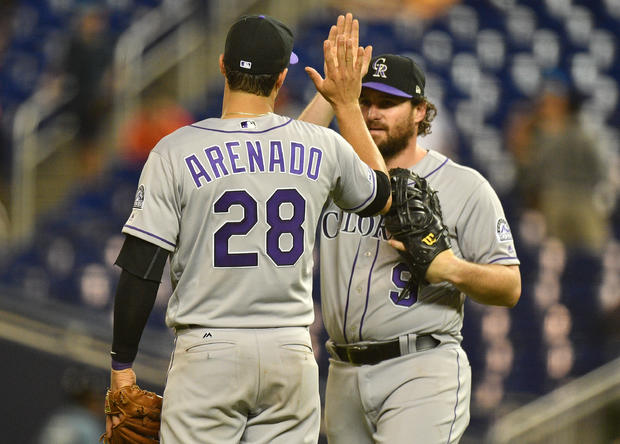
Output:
top-left (111, 235), bottom-right (169, 364)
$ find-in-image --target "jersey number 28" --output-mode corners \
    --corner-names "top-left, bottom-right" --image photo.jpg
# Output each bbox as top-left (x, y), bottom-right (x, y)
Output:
top-left (213, 189), bottom-right (305, 267)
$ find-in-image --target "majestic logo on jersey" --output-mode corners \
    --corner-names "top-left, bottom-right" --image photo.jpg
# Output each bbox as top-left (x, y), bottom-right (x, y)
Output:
top-left (133, 184), bottom-right (145, 210)
top-left (496, 218), bottom-right (513, 242)
top-left (240, 60), bottom-right (252, 69)
top-left (422, 233), bottom-right (437, 246)
top-left (372, 57), bottom-right (388, 78)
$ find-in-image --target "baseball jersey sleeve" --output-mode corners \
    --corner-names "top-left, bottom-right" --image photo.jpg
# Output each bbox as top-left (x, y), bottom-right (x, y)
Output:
top-left (329, 132), bottom-right (378, 214)
top-left (122, 147), bottom-right (180, 252)
top-left (455, 180), bottom-right (519, 265)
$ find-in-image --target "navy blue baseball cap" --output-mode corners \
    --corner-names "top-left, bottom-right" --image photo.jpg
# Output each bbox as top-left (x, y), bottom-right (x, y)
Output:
top-left (362, 54), bottom-right (425, 98)
top-left (224, 14), bottom-right (298, 75)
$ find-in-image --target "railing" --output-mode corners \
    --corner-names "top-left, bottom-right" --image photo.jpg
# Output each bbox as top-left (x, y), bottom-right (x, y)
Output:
top-left (487, 356), bottom-right (620, 444)
top-left (10, 87), bottom-right (75, 242)
top-left (9, 0), bottom-right (323, 245)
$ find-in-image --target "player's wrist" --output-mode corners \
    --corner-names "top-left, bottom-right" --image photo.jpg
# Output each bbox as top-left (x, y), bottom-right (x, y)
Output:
top-left (111, 358), bottom-right (134, 371)
top-left (332, 101), bottom-right (361, 116)
top-left (110, 367), bottom-right (137, 391)
top-left (426, 249), bottom-right (459, 284)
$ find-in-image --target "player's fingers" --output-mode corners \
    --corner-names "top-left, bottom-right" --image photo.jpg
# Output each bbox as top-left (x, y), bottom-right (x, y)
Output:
top-left (345, 38), bottom-right (355, 71)
top-left (387, 238), bottom-right (406, 251)
top-left (343, 12), bottom-right (353, 39)
top-left (361, 45), bottom-right (373, 77)
top-left (305, 67), bottom-right (324, 89)
top-left (336, 35), bottom-right (346, 72)
top-left (353, 45), bottom-right (365, 77)
top-left (112, 414), bottom-right (123, 427)
top-left (324, 40), bottom-right (337, 75)
top-left (327, 25), bottom-right (337, 45)
top-left (352, 18), bottom-right (360, 48)
top-left (105, 415), bottom-right (113, 437)
top-left (336, 14), bottom-right (345, 37)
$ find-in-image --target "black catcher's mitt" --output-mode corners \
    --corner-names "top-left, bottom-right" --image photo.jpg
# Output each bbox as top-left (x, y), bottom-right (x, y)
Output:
top-left (384, 168), bottom-right (451, 301)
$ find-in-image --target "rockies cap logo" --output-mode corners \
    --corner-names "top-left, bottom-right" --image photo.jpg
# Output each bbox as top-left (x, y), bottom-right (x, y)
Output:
top-left (372, 57), bottom-right (388, 78)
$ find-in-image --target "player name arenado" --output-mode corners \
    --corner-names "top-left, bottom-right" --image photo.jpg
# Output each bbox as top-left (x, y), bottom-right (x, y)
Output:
top-left (184, 140), bottom-right (323, 188)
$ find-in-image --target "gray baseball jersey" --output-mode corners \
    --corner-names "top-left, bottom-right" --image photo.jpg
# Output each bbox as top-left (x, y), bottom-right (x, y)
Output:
top-left (319, 149), bottom-right (520, 344)
top-left (122, 112), bottom-right (378, 329)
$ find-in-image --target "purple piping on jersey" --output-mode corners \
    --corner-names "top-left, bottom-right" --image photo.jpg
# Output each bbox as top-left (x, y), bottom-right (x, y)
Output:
top-left (489, 256), bottom-right (518, 264)
top-left (189, 118), bottom-right (294, 134)
top-left (358, 239), bottom-right (381, 341)
top-left (447, 350), bottom-right (462, 443)
top-left (123, 224), bottom-right (176, 248)
top-left (342, 170), bottom-right (377, 212)
top-left (343, 239), bottom-right (362, 343)
top-left (422, 157), bottom-right (449, 179)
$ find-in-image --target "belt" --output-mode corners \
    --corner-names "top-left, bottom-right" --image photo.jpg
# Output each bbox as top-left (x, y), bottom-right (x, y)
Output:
top-left (332, 335), bottom-right (440, 366)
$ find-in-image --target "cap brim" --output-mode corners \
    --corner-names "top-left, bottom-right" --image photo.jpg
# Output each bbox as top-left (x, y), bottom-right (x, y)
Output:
top-left (290, 51), bottom-right (298, 65)
top-left (362, 82), bottom-right (412, 98)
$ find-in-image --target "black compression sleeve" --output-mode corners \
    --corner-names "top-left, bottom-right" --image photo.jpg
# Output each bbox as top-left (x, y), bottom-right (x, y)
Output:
top-left (356, 170), bottom-right (390, 217)
top-left (111, 269), bottom-right (159, 364)
top-left (115, 234), bottom-right (169, 282)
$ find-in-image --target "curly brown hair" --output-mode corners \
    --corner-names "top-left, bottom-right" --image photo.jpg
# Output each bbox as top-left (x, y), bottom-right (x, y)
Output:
top-left (411, 98), bottom-right (437, 137)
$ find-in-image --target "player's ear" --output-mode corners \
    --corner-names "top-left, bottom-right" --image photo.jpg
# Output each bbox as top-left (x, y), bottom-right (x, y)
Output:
top-left (275, 68), bottom-right (288, 90)
top-left (219, 54), bottom-right (226, 75)
top-left (412, 101), bottom-right (427, 124)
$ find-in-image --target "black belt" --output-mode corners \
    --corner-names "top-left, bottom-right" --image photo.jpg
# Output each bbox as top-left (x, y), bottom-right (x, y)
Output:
top-left (333, 335), bottom-right (440, 366)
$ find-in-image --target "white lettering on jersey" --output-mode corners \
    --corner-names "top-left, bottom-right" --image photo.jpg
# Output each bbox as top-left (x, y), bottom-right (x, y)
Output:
top-left (321, 210), bottom-right (388, 240)
top-left (184, 140), bottom-right (324, 188)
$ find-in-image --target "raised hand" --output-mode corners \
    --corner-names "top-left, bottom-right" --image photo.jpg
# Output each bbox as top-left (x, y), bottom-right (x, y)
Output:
top-left (306, 30), bottom-right (372, 111)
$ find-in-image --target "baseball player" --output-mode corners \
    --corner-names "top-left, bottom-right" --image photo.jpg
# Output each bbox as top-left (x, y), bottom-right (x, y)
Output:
top-left (300, 14), bottom-right (521, 444)
top-left (104, 14), bottom-right (392, 444)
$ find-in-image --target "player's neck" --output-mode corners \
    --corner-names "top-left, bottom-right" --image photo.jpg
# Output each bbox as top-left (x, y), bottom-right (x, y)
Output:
top-left (221, 88), bottom-right (275, 119)
top-left (386, 140), bottom-right (427, 170)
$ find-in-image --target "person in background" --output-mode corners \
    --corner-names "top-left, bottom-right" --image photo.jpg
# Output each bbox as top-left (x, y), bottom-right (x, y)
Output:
top-left (63, 4), bottom-right (115, 178)
top-left (507, 72), bottom-right (610, 253)
top-left (36, 366), bottom-right (105, 444)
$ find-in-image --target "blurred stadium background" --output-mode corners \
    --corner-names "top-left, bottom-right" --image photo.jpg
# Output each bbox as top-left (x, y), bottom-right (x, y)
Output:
top-left (0, 0), bottom-right (619, 442)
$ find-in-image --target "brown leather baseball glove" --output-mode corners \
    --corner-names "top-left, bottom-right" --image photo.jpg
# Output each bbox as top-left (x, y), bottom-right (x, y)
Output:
top-left (101, 384), bottom-right (162, 443)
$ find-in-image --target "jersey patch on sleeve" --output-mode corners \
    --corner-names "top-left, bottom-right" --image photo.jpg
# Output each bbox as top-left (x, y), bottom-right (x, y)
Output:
top-left (133, 184), bottom-right (145, 210)
top-left (496, 217), bottom-right (513, 242)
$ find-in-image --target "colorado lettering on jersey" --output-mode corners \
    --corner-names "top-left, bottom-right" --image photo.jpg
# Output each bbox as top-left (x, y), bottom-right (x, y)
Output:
top-left (321, 210), bottom-right (388, 240)
top-left (184, 140), bottom-right (323, 188)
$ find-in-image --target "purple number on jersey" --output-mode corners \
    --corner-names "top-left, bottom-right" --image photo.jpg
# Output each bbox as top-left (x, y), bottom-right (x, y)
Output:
top-left (214, 189), bottom-right (306, 267)
top-left (266, 189), bottom-right (305, 266)
top-left (390, 263), bottom-right (417, 306)
top-left (214, 190), bottom-right (258, 267)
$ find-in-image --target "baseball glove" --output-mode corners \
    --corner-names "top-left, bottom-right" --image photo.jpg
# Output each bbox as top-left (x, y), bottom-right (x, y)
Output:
top-left (102, 384), bottom-right (162, 444)
top-left (384, 168), bottom-right (451, 301)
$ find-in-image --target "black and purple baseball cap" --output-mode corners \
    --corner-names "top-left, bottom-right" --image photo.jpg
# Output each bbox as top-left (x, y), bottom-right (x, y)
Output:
top-left (224, 14), bottom-right (298, 75)
top-left (362, 54), bottom-right (425, 98)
